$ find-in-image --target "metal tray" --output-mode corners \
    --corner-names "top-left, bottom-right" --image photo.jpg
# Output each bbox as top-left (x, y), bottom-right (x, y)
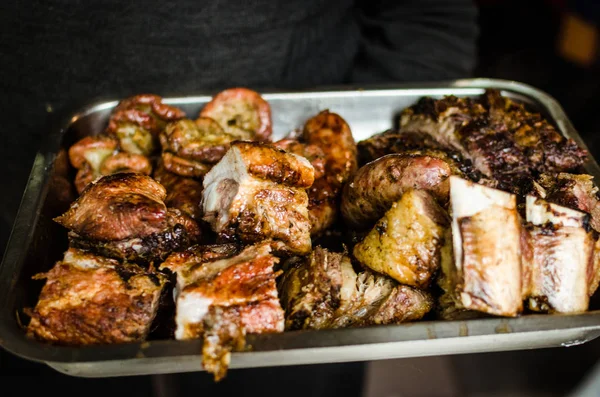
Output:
top-left (2, 78), bottom-right (600, 378)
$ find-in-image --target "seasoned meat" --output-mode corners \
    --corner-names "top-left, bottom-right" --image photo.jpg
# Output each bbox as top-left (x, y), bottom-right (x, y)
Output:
top-left (68, 135), bottom-right (153, 194)
top-left (522, 196), bottom-right (593, 313)
top-left (302, 110), bottom-right (358, 235)
top-left (159, 118), bottom-right (238, 177)
top-left (26, 248), bottom-right (167, 345)
top-left (535, 173), bottom-right (600, 232)
top-left (439, 176), bottom-right (522, 317)
top-left (353, 190), bottom-right (449, 289)
top-left (202, 141), bottom-right (314, 254)
top-left (55, 173), bottom-right (168, 241)
top-left (69, 208), bottom-right (200, 264)
top-left (154, 160), bottom-right (204, 220)
top-left (273, 138), bottom-right (326, 180)
top-left (107, 94), bottom-right (185, 155)
top-left (170, 242), bottom-right (284, 380)
top-left (279, 247), bottom-right (433, 330)
top-left (341, 152), bottom-right (456, 228)
top-left (200, 88), bottom-right (272, 141)
top-left (400, 90), bottom-right (587, 194)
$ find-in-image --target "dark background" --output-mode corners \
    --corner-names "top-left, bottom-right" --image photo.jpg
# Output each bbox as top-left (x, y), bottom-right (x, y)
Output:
top-left (3, 0), bottom-right (600, 396)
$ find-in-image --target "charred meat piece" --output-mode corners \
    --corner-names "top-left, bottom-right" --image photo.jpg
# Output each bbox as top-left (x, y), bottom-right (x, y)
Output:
top-left (200, 88), bottom-right (272, 141)
top-left (353, 190), bottom-right (449, 289)
top-left (202, 141), bottom-right (314, 254)
top-left (522, 196), bottom-right (593, 313)
top-left (26, 248), bottom-right (167, 345)
top-left (107, 94), bottom-right (185, 155)
top-left (159, 118), bottom-right (238, 177)
top-left (68, 135), bottom-right (153, 194)
top-left (439, 176), bottom-right (522, 317)
top-left (55, 173), bottom-right (200, 263)
top-left (400, 90), bottom-right (587, 194)
top-left (169, 242), bottom-right (284, 381)
top-left (273, 138), bottom-right (327, 180)
top-left (341, 152), bottom-right (456, 228)
top-left (279, 247), bottom-right (433, 330)
top-left (302, 110), bottom-right (358, 236)
top-left (154, 160), bottom-right (204, 220)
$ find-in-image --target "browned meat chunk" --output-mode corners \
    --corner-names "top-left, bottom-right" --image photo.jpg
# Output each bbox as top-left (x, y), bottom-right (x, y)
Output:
top-left (400, 90), bottom-right (587, 194)
top-left (107, 94), bottom-right (185, 155)
top-left (154, 160), bottom-right (204, 220)
top-left (302, 110), bottom-right (358, 236)
top-left (341, 152), bottom-right (455, 228)
top-left (279, 247), bottom-right (433, 330)
top-left (439, 176), bottom-right (522, 318)
top-left (353, 190), bottom-right (449, 289)
top-left (202, 141), bottom-right (314, 254)
top-left (522, 196), bottom-right (593, 313)
top-left (26, 248), bottom-right (167, 345)
top-left (167, 242), bottom-right (284, 380)
top-left (200, 88), bottom-right (272, 141)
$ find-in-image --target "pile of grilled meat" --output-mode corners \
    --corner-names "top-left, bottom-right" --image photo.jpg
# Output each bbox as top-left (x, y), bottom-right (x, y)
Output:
top-left (25, 88), bottom-right (600, 380)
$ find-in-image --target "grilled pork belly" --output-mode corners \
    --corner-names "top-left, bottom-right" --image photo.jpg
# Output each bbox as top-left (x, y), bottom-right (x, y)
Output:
top-left (199, 88), bottom-right (272, 141)
top-left (159, 118), bottom-right (238, 177)
top-left (341, 152), bottom-right (457, 228)
top-left (68, 135), bottom-right (152, 194)
top-left (522, 196), bottom-right (593, 313)
top-left (400, 90), bottom-right (587, 194)
top-left (302, 110), bottom-right (358, 236)
top-left (353, 190), bottom-right (449, 289)
top-left (107, 94), bottom-right (185, 156)
top-left (26, 248), bottom-right (167, 345)
top-left (55, 173), bottom-right (200, 263)
top-left (439, 176), bottom-right (522, 317)
top-left (202, 141), bottom-right (314, 254)
top-left (154, 160), bottom-right (204, 220)
top-left (279, 247), bottom-right (433, 330)
top-left (165, 242), bottom-right (284, 380)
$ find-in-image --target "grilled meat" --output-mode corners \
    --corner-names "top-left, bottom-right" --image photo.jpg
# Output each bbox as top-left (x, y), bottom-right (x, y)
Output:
top-left (168, 242), bottom-right (284, 380)
top-left (353, 190), bottom-right (450, 289)
top-left (159, 118), bottom-right (238, 177)
top-left (302, 110), bottom-right (358, 236)
top-left (200, 88), bottom-right (272, 141)
top-left (68, 135), bottom-right (153, 194)
top-left (107, 94), bottom-right (185, 155)
top-left (341, 152), bottom-right (457, 228)
top-left (400, 90), bottom-right (587, 194)
top-left (202, 141), bottom-right (314, 254)
top-left (55, 173), bottom-right (200, 263)
top-left (439, 176), bottom-right (522, 317)
top-left (154, 160), bottom-right (204, 220)
top-left (279, 247), bottom-right (433, 330)
top-left (522, 196), bottom-right (593, 313)
top-left (26, 248), bottom-right (167, 345)
top-left (273, 138), bottom-right (326, 180)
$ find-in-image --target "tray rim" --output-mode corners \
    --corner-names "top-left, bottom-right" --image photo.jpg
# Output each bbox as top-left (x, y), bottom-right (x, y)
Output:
top-left (2, 77), bottom-right (600, 369)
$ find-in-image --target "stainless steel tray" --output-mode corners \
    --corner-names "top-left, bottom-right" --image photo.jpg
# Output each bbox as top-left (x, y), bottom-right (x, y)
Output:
top-left (2, 78), bottom-right (600, 378)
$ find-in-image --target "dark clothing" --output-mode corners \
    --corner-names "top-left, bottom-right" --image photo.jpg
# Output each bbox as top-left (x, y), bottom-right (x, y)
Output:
top-left (0, 1), bottom-right (476, 390)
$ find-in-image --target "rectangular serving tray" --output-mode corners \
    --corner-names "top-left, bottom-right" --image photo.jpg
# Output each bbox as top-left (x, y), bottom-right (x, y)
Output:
top-left (2, 78), bottom-right (600, 378)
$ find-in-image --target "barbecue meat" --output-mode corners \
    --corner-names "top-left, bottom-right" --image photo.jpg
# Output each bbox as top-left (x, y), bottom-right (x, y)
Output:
top-left (439, 176), bottom-right (522, 317)
top-left (168, 242), bottom-right (284, 380)
top-left (55, 173), bottom-right (200, 263)
top-left (159, 118), bottom-right (238, 177)
top-left (107, 94), bottom-right (185, 155)
top-left (399, 90), bottom-right (587, 194)
top-left (202, 141), bottom-right (314, 254)
top-left (302, 110), bottom-right (358, 236)
top-left (154, 160), bottom-right (204, 220)
top-left (353, 190), bottom-right (449, 289)
top-left (26, 248), bottom-right (167, 345)
top-left (341, 152), bottom-right (457, 228)
top-left (279, 247), bottom-right (433, 330)
top-left (68, 135), bottom-right (152, 194)
top-left (522, 196), bottom-right (593, 313)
